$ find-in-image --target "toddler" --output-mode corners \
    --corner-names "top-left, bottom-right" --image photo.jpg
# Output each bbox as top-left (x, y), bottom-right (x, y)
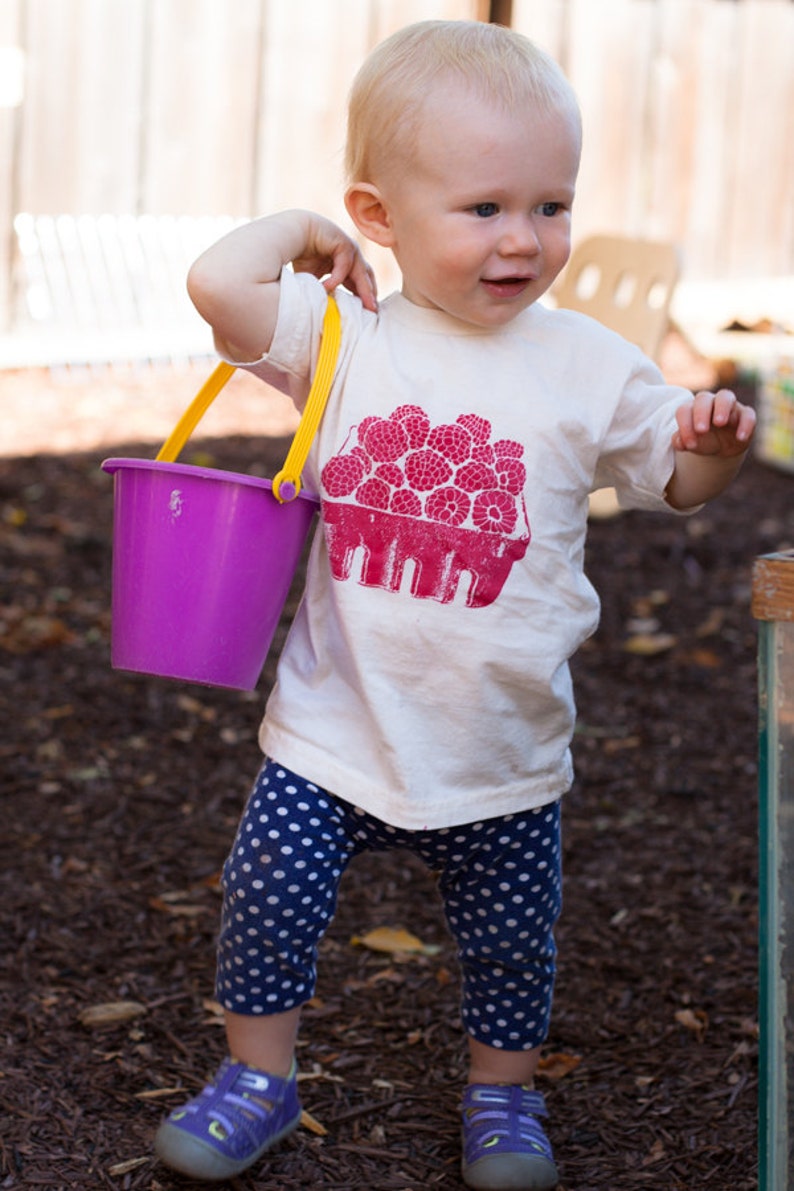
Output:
top-left (153, 19), bottom-right (755, 1190)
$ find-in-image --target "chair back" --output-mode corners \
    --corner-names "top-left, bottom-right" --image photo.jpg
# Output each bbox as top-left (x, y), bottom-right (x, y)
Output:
top-left (554, 234), bottom-right (679, 360)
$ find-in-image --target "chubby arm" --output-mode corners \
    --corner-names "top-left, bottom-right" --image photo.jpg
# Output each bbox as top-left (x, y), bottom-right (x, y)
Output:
top-left (186, 209), bottom-right (377, 362)
top-left (664, 388), bottom-right (756, 509)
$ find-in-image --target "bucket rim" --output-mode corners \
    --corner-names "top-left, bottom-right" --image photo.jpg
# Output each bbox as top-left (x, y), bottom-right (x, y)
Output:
top-left (101, 456), bottom-right (319, 503)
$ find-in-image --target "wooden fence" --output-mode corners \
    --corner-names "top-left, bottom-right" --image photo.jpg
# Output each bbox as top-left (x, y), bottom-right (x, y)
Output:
top-left (0, 0), bottom-right (791, 362)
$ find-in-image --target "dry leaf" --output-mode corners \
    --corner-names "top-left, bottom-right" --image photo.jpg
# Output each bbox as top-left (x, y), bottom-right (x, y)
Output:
top-left (108, 1157), bottom-right (149, 1176)
top-left (176, 693), bottom-right (216, 721)
top-left (201, 998), bottom-right (225, 1026)
top-left (642, 1139), bottom-right (666, 1166)
top-left (60, 855), bottom-right (90, 875)
top-left (296, 1063), bottom-right (343, 1086)
top-left (350, 926), bottom-right (439, 956)
top-left (79, 1000), bottom-right (147, 1027)
top-left (202, 869), bottom-right (224, 893)
top-left (681, 647), bottom-right (722, 668)
top-left (149, 896), bottom-right (207, 917)
top-left (696, 607), bottom-right (726, 637)
top-left (632, 590), bottom-right (670, 616)
top-left (674, 1007), bottom-right (708, 1040)
top-left (366, 966), bottom-right (405, 986)
top-left (0, 610), bottom-right (75, 653)
top-left (626, 616), bottom-right (661, 635)
top-left (300, 1108), bottom-right (328, 1136)
top-left (149, 889), bottom-right (210, 917)
top-left (624, 632), bottom-right (677, 656)
top-left (4, 505), bottom-right (26, 527)
top-left (537, 1052), bottom-right (582, 1081)
top-left (42, 703), bottom-right (75, 720)
top-left (603, 735), bottom-right (641, 754)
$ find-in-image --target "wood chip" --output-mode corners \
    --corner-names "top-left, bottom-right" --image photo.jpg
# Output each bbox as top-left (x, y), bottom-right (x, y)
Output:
top-left (78, 1001), bottom-right (147, 1027)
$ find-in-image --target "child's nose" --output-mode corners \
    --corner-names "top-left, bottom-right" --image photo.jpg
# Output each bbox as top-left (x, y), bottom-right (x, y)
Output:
top-left (500, 216), bottom-right (541, 256)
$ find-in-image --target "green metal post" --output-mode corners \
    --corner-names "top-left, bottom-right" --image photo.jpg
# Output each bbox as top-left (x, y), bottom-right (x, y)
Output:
top-left (754, 551), bottom-right (794, 1190)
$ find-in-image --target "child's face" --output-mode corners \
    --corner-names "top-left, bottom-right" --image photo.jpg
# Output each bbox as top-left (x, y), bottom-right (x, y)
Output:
top-left (373, 84), bottom-right (580, 327)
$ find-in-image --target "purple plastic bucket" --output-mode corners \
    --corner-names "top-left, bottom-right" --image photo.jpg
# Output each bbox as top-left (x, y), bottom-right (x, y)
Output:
top-left (101, 458), bottom-right (318, 689)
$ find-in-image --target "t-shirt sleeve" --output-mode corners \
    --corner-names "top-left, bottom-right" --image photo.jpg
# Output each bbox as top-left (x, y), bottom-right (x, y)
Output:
top-left (213, 268), bottom-right (329, 412)
top-left (594, 352), bottom-right (694, 512)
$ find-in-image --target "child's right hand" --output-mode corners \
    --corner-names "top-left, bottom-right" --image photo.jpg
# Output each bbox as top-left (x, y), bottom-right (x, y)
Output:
top-left (187, 209), bottom-right (377, 363)
top-left (291, 213), bottom-right (378, 312)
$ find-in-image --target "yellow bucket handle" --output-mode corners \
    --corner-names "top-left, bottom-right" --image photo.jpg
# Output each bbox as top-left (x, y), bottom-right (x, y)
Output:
top-left (271, 294), bottom-right (341, 502)
top-left (156, 294), bottom-right (341, 503)
top-left (156, 362), bottom-right (236, 464)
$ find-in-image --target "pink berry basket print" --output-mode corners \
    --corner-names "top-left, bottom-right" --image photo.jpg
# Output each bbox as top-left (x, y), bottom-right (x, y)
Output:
top-left (320, 405), bottom-right (531, 608)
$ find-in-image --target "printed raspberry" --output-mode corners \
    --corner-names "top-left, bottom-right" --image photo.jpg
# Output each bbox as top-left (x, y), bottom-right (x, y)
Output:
top-left (472, 444), bottom-right (496, 464)
top-left (456, 413), bottom-right (492, 444)
top-left (390, 489), bottom-right (423, 517)
top-left (357, 416), bottom-right (379, 446)
top-left (321, 453), bottom-right (367, 497)
top-left (472, 489), bottom-right (518, 535)
top-left (350, 446), bottom-right (373, 475)
top-left (425, 485), bottom-right (470, 527)
top-left (391, 404), bottom-right (430, 448)
top-left (375, 462), bottom-right (405, 488)
top-left (455, 460), bottom-right (499, 493)
top-left (356, 477), bottom-right (392, 509)
top-left (402, 413), bottom-right (431, 449)
top-left (404, 449), bottom-right (453, 491)
top-left (493, 438), bottom-right (525, 459)
top-left (496, 458), bottom-right (527, 495)
top-left (427, 422), bottom-right (473, 465)
top-left (362, 417), bottom-right (410, 462)
top-left (391, 403), bottom-right (426, 422)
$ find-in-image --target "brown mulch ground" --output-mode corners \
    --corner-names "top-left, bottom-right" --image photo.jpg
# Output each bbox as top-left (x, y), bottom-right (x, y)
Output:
top-left (1, 374), bottom-right (790, 1190)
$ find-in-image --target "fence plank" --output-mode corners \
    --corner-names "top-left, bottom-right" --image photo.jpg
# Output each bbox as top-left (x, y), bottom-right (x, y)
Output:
top-left (689, 0), bottom-right (766, 280)
top-left (368, 0), bottom-right (485, 42)
top-left (254, 0), bottom-right (355, 221)
top-left (561, 0), bottom-right (657, 242)
top-left (0, 0), bottom-right (23, 332)
top-left (19, 0), bottom-right (146, 212)
top-left (728, 0), bottom-right (794, 278)
top-left (140, 0), bottom-right (263, 214)
top-left (510, 0), bottom-right (568, 65)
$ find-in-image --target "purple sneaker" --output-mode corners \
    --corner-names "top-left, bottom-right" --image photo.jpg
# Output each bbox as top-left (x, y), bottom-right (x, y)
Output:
top-left (461, 1083), bottom-right (558, 1190)
top-left (154, 1058), bottom-right (301, 1181)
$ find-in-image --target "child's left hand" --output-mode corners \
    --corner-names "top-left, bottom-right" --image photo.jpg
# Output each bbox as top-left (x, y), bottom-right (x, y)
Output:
top-left (672, 389), bottom-right (756, 457)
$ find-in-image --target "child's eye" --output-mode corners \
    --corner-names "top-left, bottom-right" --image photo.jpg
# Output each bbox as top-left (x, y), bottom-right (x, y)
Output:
top-left (472, 202), bottom-right (499, 218)
top-left (538, 202), bottom-right (563, 217)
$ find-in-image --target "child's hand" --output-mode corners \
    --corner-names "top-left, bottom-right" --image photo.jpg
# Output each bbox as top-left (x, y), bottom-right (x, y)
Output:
top-left (291, 215), bottom-right (378, 312)
top-left (188, 210), bottom-right (377, 361)
top-left (672, 389), bottom-right (756, 458)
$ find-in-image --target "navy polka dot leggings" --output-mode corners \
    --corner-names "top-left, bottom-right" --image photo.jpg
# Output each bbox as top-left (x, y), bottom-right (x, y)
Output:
top-left (216, 759), bottom-right (562, 1051)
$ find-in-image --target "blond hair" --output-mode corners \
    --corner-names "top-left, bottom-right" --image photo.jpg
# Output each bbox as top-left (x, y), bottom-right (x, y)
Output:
top-left (345, 19), bottom-right (580, 184)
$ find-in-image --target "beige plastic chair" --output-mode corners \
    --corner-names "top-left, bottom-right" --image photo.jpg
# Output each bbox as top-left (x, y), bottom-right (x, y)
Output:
top-left (554, 234), bottom-right (680, 361)
top-left (554, 235), bottom-right (680, 519)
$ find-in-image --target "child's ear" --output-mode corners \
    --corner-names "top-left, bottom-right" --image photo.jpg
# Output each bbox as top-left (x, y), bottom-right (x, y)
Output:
top-left (344, 183), bottom-right (395, 248)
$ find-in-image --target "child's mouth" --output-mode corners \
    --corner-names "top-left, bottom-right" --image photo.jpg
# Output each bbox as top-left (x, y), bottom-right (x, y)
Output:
top-left (482, 276), bottom-right (532, 298)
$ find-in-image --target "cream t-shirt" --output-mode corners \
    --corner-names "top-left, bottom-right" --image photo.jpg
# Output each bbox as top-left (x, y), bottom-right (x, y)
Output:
top-left (234, 269), bottom-right (691, 829)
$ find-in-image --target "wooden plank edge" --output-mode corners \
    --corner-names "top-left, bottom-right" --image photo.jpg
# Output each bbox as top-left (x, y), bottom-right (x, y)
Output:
top-left (752, 552), bottom-right (794, 622)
